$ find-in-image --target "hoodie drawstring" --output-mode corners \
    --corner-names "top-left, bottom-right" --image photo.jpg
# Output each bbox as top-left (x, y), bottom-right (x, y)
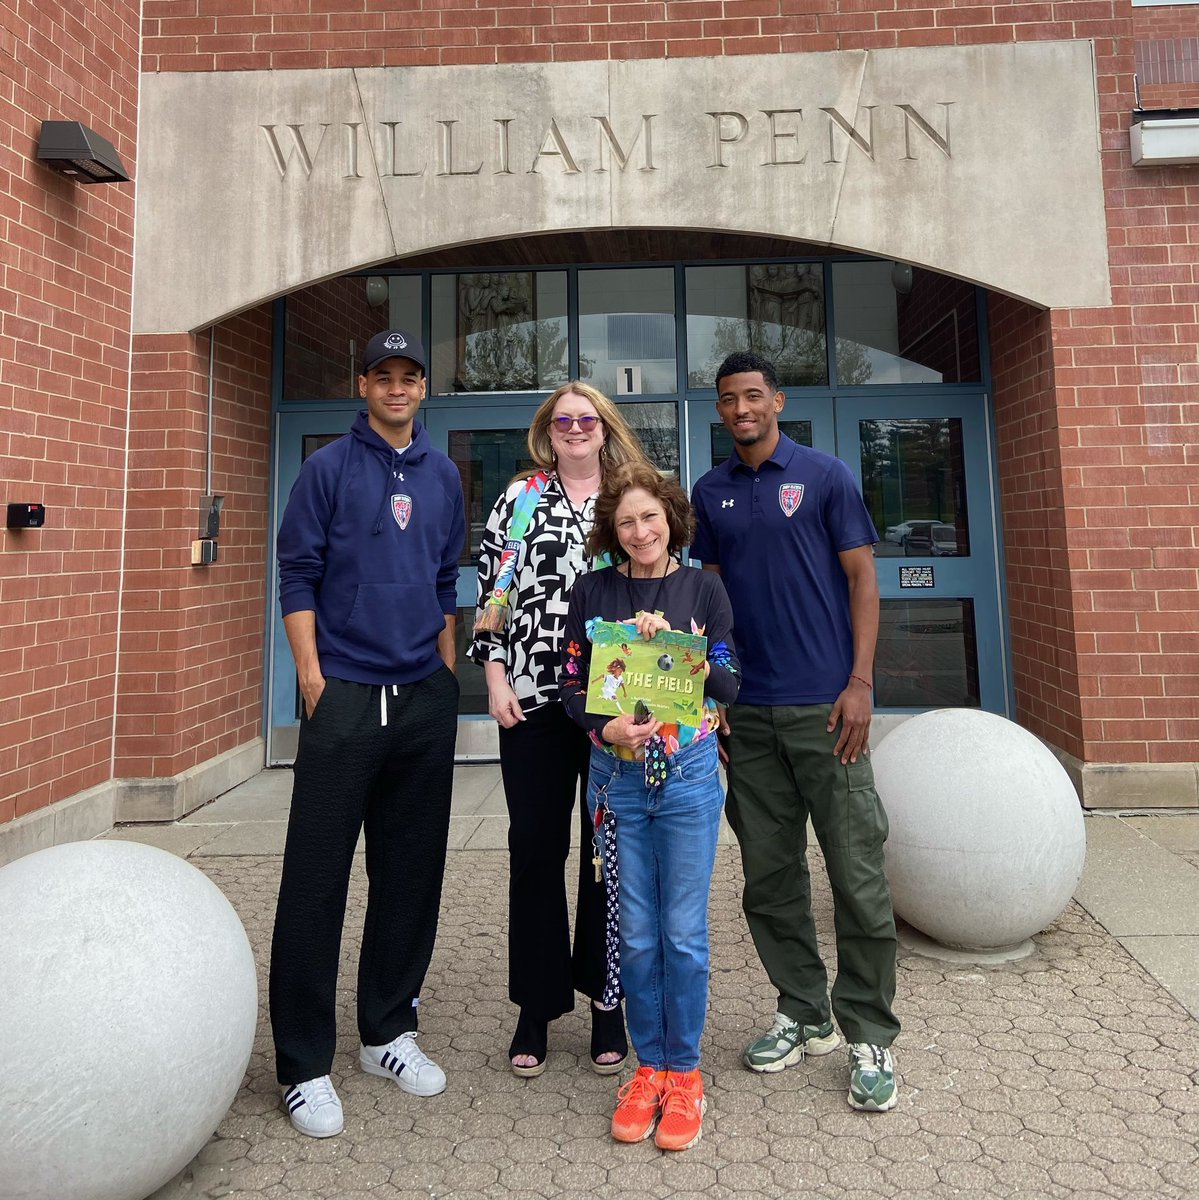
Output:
top-left (374, 464), bottom-right (396, 534)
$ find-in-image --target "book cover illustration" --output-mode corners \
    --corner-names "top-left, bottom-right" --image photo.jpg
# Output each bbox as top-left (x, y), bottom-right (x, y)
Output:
top-left (583, 621), bottom-right (708, 726)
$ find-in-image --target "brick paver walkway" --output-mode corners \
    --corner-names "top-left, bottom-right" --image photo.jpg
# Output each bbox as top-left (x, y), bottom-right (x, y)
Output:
top-left (150, 845), bottom-right (1199, 1200)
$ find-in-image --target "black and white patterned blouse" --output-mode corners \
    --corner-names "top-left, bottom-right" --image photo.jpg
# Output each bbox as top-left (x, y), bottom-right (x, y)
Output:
top-left (468, 474), bottom-right (609, 713)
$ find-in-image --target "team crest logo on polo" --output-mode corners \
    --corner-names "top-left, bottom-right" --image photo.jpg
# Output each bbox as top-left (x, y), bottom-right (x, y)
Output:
top-left (391, 494), bottom-right (412, 529)
top-left (779, 483), bottom-right (804, 517)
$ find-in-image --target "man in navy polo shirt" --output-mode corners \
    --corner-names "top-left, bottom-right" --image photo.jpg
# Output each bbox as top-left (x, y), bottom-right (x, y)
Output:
top-left (691, 350), bottom-right (899, 1113)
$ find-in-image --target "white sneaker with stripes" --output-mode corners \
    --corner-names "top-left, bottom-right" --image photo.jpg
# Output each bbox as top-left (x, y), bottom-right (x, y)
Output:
top-left (360, 1031), bottom-right (446, 1096)
top-left (282, 1075), bottom-right (344, 1138)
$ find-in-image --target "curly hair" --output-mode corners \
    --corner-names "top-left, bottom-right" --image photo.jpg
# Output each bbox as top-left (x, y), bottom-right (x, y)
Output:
top-left (715, 351), bottom-right (780, 394)
top-left (525, 381), bottom-right (648, 475)
top-left (587, 461), bottom-right (696, 562)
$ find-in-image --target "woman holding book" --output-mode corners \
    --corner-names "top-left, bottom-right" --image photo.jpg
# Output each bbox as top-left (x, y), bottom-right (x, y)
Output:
top-left (469, 382), bottom-right (647, 1078)
top-left (559, 461), bottom-right (740, 1152)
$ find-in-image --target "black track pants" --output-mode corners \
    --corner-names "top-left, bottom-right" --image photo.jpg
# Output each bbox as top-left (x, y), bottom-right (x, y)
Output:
top-left (270, 670), bottom-right (458, 1086)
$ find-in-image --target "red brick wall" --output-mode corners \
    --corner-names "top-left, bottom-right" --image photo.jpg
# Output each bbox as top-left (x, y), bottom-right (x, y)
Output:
top-left (989, 295), bottom-right (1085, 759)
top-left (975, 5), bottom-right (1199, 769)
top-left (897, 269), bottom-right (980, 384)
top-left (283, 276), bottom-right (390, 400)
top-left (117, 309), bottom-right (272, 779)
top-left (141, 0), bottom-right (1136, 71)
top-left (1136, 3), bottom-right (1199, 40)
top-left (1051, 287), bottom-right (1199, 765)
top-left (0, 0), bottom-right (139, 824)
top-left (1062, 6), bottom-right (1199, 767)
top-left (1134, 6), bottom-right (1199, 111)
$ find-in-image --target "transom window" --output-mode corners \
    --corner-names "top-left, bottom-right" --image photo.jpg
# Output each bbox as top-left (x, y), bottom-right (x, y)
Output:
top-left (280, 260), bottom-right (982, 400)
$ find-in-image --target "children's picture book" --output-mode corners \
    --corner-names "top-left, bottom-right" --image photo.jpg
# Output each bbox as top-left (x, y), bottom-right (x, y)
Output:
top-left (584, 621), bottom-right (708, 726)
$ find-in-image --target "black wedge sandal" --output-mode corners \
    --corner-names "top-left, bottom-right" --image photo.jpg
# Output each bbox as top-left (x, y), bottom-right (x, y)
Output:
top-left (590, 1000), bottom-right (628, 1075)
top-left (509, 1009), bottom-right (549, 1078)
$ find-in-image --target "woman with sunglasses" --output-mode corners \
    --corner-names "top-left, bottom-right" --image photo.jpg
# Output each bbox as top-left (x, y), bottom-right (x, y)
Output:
top-left (469, 381), bottom-right (649, 1077)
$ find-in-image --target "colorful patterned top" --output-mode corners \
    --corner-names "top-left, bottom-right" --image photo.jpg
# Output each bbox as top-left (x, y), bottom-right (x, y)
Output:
top-left (469, 474), bottom-right (609, 713)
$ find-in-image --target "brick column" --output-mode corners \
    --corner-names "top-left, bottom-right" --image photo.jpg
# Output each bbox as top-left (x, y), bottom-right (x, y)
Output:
top-left (117, 310), bottom-right (272, 800)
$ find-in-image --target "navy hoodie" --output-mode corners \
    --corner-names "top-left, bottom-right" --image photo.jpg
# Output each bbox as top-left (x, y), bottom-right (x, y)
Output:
top-left (278, 413), bottom-right (465, 686)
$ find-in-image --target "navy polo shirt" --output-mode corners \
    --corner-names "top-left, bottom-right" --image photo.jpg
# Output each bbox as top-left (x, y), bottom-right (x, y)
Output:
top-left (691, 433), bottom-right (877, 706)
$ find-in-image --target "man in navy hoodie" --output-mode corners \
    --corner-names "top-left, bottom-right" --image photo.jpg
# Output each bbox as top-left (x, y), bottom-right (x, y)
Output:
top-left (271, 328), bottom-right (465, 1137)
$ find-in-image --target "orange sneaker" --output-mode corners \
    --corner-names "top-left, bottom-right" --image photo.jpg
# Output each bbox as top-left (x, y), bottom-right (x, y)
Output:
top-left (654, 1069), bottom-right (706, 1151)
top-left (611, 1066), bottom-right (667, 1143)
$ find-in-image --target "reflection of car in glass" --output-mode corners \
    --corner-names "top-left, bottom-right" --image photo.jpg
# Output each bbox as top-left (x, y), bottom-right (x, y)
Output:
top-left (885, 520), bottom-right (918, 544)
top-left (902, 520), bottom-right (939, 556)
top-left (929, 523), bottom-right (958, 556)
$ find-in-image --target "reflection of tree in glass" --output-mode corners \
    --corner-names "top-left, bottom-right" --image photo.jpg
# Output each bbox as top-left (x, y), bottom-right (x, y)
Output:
top-left (833, 339), bottom-right (872, 385)
top-left (458, 322), bottom-right (570, 392)
top-left (859, 419), bottom-right (953, 533)
top-left (631, 424), bottom-right (679, 474)
top-left (620, 402), bottom-right (680, 474)
top-left (690, 316), bottom-right (829, 388)
top-left (690, 264), bottom-right (835, 388)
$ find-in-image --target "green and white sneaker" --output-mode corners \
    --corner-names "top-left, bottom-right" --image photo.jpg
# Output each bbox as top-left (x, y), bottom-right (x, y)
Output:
top-left (743, 1012), bottom-right (840, 1073)
top-left (848, 1043), bottom-right (898, 1111)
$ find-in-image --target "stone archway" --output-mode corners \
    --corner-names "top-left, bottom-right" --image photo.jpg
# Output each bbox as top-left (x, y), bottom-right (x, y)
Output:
top-left (134, 42), bottom-right (1110, 336)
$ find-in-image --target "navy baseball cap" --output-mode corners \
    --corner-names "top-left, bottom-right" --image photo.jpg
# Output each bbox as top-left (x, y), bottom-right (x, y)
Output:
top-left (362, 328), bottom-right (427, 375)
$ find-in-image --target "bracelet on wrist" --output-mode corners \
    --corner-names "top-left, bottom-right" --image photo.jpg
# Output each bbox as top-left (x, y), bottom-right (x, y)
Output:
top-left (849, 673), bottom-right (873, 690)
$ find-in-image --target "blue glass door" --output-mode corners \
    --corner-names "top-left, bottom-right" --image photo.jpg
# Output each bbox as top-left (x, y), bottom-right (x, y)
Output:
top-left (267, 401), bottom-right (545, 760)
top-left (421, 401), bottom-right (543, 608)
top-left (682, 391), bottom-right (1008, 715)
top-left (837, 393), bottom-right (1008, 715)
top-left (268, 406), bottom-right (360, 763)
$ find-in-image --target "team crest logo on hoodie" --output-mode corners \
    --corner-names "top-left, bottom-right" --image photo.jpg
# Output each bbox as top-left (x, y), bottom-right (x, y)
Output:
top-left (779, 483), bottom-right (804, 517)
top-left (391, 494), bottom-right (412, 530)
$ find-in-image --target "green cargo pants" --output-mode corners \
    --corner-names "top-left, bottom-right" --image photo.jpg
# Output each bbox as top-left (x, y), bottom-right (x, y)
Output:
top-left (724, 702), bottom-right (900, 1047)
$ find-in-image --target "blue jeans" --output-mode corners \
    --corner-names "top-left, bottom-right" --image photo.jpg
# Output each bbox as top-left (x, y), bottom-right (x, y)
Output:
top-left (586, 735), bottom-right (724, 1071)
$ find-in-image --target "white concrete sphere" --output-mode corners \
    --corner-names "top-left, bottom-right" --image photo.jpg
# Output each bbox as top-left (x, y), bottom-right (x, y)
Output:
top-left (0, 840), bottom-right (258, 1200)
top-left (873, 709), bottom-right (1086, 951)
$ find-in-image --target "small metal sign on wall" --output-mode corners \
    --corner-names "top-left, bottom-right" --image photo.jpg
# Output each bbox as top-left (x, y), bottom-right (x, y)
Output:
top-left (900, 565), bottom-right (934, 588)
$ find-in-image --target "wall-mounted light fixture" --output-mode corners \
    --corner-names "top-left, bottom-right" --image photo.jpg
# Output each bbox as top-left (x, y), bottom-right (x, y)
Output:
top-left (1130, 111), bottom-right (1199, 167)
top-left (37, 120), bottom-right (130, 184)
top-left (891, 262), bottom-right (914, 295)
top-left (365, 276), bottom-right (390, 308)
